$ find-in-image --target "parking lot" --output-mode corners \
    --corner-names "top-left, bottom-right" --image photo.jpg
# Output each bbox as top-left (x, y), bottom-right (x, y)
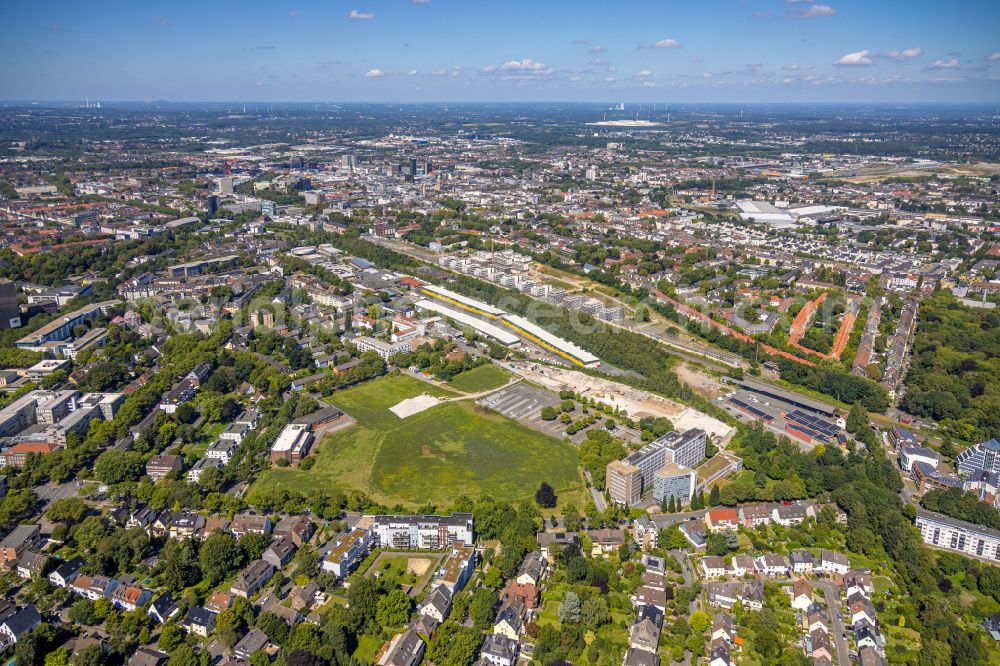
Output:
top-left (477, 383), bottom-right (566, 438)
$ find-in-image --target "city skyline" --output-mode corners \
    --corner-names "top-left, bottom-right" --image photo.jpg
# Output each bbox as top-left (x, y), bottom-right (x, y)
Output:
top-left (2, 0), bottom-right (999, 103)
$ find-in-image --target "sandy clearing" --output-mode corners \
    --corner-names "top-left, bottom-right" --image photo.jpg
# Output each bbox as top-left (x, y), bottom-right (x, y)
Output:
top-left (407, 558), bottom-right (432, 576)
top-left (389, 394), bottom-right (443, 418)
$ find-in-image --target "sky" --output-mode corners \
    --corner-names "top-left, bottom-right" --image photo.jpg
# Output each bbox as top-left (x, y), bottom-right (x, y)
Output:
top-left (1, 0), bottom-right (999, 103)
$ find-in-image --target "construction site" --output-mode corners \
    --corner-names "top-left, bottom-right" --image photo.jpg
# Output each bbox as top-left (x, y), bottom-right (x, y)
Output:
top-left (509, 363), bottom-right (735, 444)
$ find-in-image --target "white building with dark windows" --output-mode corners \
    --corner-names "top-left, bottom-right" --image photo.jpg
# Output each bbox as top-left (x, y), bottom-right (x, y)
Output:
top-left (370, 513), bottom-right (474, 549)
top-left (915, 508), bottom-right (1000, 562)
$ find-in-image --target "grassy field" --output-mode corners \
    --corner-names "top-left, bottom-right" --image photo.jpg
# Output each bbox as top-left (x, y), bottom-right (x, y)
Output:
top-left (352, 635), bottom-right (382, 663)
top-left (446, 364), bottom-right (510, 393)
top-left (253, 373), bottom-right (585, 508)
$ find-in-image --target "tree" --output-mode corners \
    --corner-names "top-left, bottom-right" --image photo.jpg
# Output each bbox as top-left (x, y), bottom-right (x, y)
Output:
top-left (535, 482), bottom-right (557, 508)
top-left (469, 588), bottom-right (497, 629)
top-left (690, 610), bottom-right (711, 634)
top-left (199, 531), bottom-right (244, 585)
top-left (158, 623), bottom-right (185, 653)
top-left (540, 406), bottom-right (558, 421)
top-left (846, 401), bottom-right (869, 434)
top-left (482, 566), bottom-right (504, 590)
top-left (558, 591), bottom-right (581, 624)
top-left (667, 495), bottom-right (676, 513)
top-left (93, 450), bottom-right (145, 485)
top-left (240, 531), bottom-right (273, 561)
top-left (709, 484), bottom-right (721, 507)
top-left (68, 598), bottom-right (98, 625)
top-left (376, 589), bottom-right (411, 628)
top-left (580, 596), bottom-right (610, 631)
top-left (562, 504), bottom-right (581, 532)
top-left (346, 576), bottom-right (380, 631)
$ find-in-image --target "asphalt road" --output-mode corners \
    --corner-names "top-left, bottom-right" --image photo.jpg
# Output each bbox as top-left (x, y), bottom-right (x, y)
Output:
top-left (816, 580), bottom-right (851, 666)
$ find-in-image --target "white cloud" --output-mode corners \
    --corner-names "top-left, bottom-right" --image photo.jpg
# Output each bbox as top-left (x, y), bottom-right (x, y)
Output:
top-left (787, 4), bottom-right (835, 18)
top-left (833, 50), bottom-right (873, 66)
top-left (589, 45), bottom-right (606, 53)
top-left (287, 10), bottom-right (299, 18)
top-left (589, 58), bottom-right (609, 66)
top-left (881, 47), bottom-right (922, 60)
top-left (988, 52), bottom-right (1000, 61)
top-left (407, 69), bottom-right (418, 75)
top-left (926, 58), bottom-right (961, 70)
top-left (413, 0), bottom-right (432, 3)
top-left (638, 38), bottom-right (680, 50)
top-left (480, 64), bottom-right (497, 73)
top-left (365, 68), bottom-right (385, 78)
top-left (637, 69), bottom-right (652, 77)
top-left (500, 58), bottom-right (552, 73)
top-left (349, 10), bottom-right (375, 20)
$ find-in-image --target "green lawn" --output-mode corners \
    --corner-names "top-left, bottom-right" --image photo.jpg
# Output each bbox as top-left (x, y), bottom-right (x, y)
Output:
top-left (353, 635), bottom-right (382, 663)
top-left (253, 373), bottom-right (585, 508)
top-left (446, 364), bottom-right (510, 393)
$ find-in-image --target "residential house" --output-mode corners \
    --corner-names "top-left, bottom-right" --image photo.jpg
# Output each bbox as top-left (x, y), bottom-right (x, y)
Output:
top-left (71, 575), bottom-right (119, 601)
top-left (628, 614), bottom-right (661, 654)
top-left (377, 628), bottom-right (425, 666)
top-left (623, 648), bottom-right (660, 666)
top-left (586, 528), bottom-right (625, 556)
top-left (514, 551), bottom-right (546, 587)
top-left (168, 512), bottom-right (206, 540)
top-left (0, 524), bottom-right (41, 567)
top-left (0, 604), bottom-right (41, 647)
top-left (739, 504), bottom-right (772, 528)
top-left (707, 583), bottom-right (739, 610)
top-left (731, 555), bottom-right (756, 577)
top-left (111, 585), bottom-right (152, 612)
top-left (15, 551), bottom-right (47, 579)
top-left (148, 592), bottom-right (178, 624)
top-left (419, 585), bottom-right (453, 625)
top-left (493, 600), bottom-right (525, 639)
top-left (851, 599), bottom-right (878, 628)
top-left (821, 550), bottom-right (850, 575)
top-left (204, 591), bottom-right (234, 614)
top-left (231, 560), bottom-right (275, 598)
top-left (711, 613), bottom-right (735, 645)
top-left (262, 536), bottom-right (297, 569)
top-left (741, 581), bottom-right (765, 610)
top-left (855, 624), bottom-right (885, 655)
top-left (807, 609), bottom-right (829, 635)
top-left (49, 555), bottom-right (85, 587)
top-left (536, 530), bottom-right (579, 563)
top-left (789, 550), bottom-right (816, 574)
top-left (772, 503), bottom-right (809, 527)
top-left (182, 607), bottom-right (216, 637)
top-left (128, 647), bottom-right (168, 666)
top-left (145, 454), bottom-right (182, 481)
top-left (790, 579), bottom-right (812, 611)
top-left (291, 582), bottom-right (320, 611)
top-left (234, 628), bottom-right (269, 661)
top-left (858, 645), bottom-right (889, 666)
top-left (705, 508), bottom-right (739, 532)
top-left (273, 514), bottom-right (316, 547)
top-left (479, 633), bottom-right (519, 666)
top-left (811, 629), bottom-right (833, 661)
top-left (230, 514), bottom-right (272, 539)
top-left (709, 645), bottom-right (732, 666)
top-left (844, 570), bottom-right (875, 598)
top-left (700, 556), bottom-right (728, 579)
top-left (755, 553), bottom-right (789, 577)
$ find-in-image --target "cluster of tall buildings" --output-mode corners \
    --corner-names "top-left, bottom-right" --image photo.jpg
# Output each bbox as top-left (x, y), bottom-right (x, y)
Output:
top-left (606, 429), bottom-right (707, 507)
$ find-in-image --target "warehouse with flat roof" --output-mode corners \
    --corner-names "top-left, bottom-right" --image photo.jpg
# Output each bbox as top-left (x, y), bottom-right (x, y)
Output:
top-left (415, 299), bottom-right (520, 346)
top-left (499, 313), bottom-right (600, 367)
top-left (420, 285), bottom-right (506, 318)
